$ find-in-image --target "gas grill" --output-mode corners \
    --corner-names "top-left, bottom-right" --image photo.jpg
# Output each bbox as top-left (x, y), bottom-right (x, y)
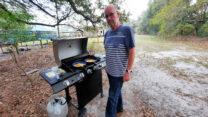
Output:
top-left (40, 37), bottom-right (106, 116)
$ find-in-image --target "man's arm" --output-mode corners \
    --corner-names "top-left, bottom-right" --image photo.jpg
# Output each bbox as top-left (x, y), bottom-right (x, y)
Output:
top-left (126, 47), bottom-right (135, 70)
top-left (123, 47), bottom-right (135, 82)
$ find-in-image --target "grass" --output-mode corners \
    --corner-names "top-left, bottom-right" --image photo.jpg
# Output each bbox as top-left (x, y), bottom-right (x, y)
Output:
top-left (18, 40), bottom-right (52, 46)
top-left (87, 35), bottom-right (173, 54)
top-left (87, 37), bottom-right (105, 54)
top-left (134, 35), bottom-right (200, 80)
top-left (198, 61), bottom-right (208, 68)
top-left (87, 35), bottom-right (161, 54)
top-left (17, 37), bottom-right (105, 55)
top-left (135, 35), bottom-right (176, 53)
top-left (17, 35), bottom-right (167, 49)
top-left (83, 35), bottom-right (208, 81)
top-left (15, 35), bottom-right (208, 80)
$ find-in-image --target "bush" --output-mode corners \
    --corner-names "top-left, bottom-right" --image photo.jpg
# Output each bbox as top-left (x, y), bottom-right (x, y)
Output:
top-left (199, 23), bottom-right (208, 37)
top-left (175, 23), bottom-right (195, 36)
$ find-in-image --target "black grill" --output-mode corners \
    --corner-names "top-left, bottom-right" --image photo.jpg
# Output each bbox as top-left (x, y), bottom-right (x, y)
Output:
top-left (39, 37), bottom-right (106, 116)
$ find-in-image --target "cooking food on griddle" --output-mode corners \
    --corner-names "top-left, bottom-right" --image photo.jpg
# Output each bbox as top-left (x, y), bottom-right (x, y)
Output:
top-left (72, 61), bottom-right (86, 68)
top-left (86, 59), bottom-right (96, 62)
top-left (84, 58), bottom-right (97, 63)
top-left (74, 63), bottom-right (85, 67)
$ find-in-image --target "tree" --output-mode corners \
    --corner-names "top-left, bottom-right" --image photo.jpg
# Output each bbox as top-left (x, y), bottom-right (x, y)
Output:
top-left (185, 0), bottom-right (208, 35)
top-left (0, 0), bottom-right (129, 29)
top-left (0, 3), bottom-right (32, 31)
top-left (199, 22), bottom-right (208, 37)
top-left (137, 0), bottom-right (208, 37)
top-left (136, 0), bottom-right (168, 35)
top-left (150, 0), bottom-right (189, 37)
top-left (150, 0), bottom-right (208, 37)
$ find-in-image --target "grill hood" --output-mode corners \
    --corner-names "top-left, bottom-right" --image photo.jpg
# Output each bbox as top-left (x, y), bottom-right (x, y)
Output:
top-left (52, 37), bottom-right (89, 65)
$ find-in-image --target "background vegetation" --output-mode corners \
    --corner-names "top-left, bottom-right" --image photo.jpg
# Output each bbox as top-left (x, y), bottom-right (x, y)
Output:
top-left (0, 0), bottom-right (207, 43)
top-left (136, 0), bottom-right (208, 38)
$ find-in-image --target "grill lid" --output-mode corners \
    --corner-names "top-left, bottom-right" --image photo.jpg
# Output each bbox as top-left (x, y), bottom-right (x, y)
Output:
top-left (52, 37), bottom-right (89, 65)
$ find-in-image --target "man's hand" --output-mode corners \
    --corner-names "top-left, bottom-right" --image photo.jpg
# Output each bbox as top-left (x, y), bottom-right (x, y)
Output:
top-left (123, 72), bottom-right (130, 82)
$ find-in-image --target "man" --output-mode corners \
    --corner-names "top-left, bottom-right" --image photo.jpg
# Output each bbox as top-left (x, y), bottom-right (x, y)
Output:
top-left (104, 5), bottom-right (135, 117)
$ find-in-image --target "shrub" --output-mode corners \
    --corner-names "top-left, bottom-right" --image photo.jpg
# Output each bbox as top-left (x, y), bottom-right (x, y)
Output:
top-left (175, 23), bottom-right (195, 36)
top-left (199, 23), bottom-right (208, 37)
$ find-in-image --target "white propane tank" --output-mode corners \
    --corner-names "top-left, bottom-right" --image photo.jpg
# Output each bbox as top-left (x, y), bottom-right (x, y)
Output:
top-left (47, 95), bottom-right (68, 117)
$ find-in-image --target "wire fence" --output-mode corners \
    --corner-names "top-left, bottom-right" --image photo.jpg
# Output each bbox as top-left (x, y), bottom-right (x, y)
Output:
top-left (0, 31), bottom-right (57, 45)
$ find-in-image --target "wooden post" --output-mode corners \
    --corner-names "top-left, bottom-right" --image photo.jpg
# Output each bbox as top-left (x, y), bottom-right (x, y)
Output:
top-left (40, 39), bottom-right (43, 48)
top-left (97, 29), bottom-right (99, 43)
top-left (0, 45), bottom-right (4, 53)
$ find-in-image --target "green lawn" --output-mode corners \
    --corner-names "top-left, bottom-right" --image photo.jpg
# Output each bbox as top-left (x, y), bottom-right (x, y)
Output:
top-left (87, 37), bottom-right (105, 54)
top-left (87, 35), bottom-right (161, 54)
top-left (19, 40), bottom-right (52, 46)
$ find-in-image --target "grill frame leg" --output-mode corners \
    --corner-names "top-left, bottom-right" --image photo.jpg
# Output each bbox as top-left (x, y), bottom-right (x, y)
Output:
top-left (65, 87), bottom-right (71, 104)
top-left (78, 107), bottom-right (87, 117)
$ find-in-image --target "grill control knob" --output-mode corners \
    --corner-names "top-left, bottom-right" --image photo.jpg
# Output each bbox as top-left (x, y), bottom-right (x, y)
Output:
top-left (87, 69), bottom-right (93, 74)
top-left (93, 64), bottom-right (102, 70)
top-left (63, 80), bottom-right (70, 86)
top-left (98, 64), bottom-right (103, 68)
top-left (93, 66), bottom-right (97, 70)
top-left (79, 73), bottom-right (85, 78)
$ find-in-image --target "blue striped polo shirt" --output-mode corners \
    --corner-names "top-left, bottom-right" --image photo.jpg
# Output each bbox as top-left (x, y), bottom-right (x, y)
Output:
top-left (104, 25), bottom-right (135, 77)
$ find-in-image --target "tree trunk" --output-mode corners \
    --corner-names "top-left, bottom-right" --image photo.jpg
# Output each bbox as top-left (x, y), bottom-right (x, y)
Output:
top-left (14, 43), bottom-right (19, 54)
top-left (195, 27), bottom-right (199, 36)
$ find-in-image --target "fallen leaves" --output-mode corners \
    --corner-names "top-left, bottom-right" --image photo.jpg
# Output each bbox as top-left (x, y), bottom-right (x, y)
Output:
top-left (0, 47), bottom-right (157, 117)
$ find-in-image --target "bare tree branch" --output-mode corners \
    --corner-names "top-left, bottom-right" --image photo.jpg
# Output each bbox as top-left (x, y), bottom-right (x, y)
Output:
top-left (0, 2), bottom-right (75, 27)
top-left (57, 8), bottom-right (73, 25)
top-left (1, 0), bottom-right (125, 29)
top-left (59, 23), bottom-right (83, 30)
top-left (66, 0), bottom-right (103, 26)
top-left (13, 0), bottom-right (27, 12)
top-left (29, 0), bottom-right (56, 18)
top-left (0, 3), bottom-right (53, 27)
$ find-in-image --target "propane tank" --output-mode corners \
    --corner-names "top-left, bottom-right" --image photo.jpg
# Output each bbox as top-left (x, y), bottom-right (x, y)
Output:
top-left (47, 95), bottom-right (68, 117)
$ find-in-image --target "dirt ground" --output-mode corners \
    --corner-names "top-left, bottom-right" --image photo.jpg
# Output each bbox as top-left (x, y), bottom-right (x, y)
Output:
top-left (0, 36), bottom-right (207, 117)
top-left (0, 45), bottom-right (155, 117)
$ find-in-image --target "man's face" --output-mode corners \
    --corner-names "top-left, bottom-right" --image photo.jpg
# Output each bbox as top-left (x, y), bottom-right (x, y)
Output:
top-left (105, 7), bottom-right (119, 30)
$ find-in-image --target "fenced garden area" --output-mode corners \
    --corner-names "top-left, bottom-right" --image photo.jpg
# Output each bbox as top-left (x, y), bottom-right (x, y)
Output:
top-left (0, 31), bottom-right (56, 54)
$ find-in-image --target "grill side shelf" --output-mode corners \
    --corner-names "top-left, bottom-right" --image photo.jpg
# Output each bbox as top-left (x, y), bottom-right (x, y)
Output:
top-left (39, 69), bottom-right (79, 85)
top-left (52, 73), bottom-right (81, 94)
top-left (39, 69), bottom-right (58, 85)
